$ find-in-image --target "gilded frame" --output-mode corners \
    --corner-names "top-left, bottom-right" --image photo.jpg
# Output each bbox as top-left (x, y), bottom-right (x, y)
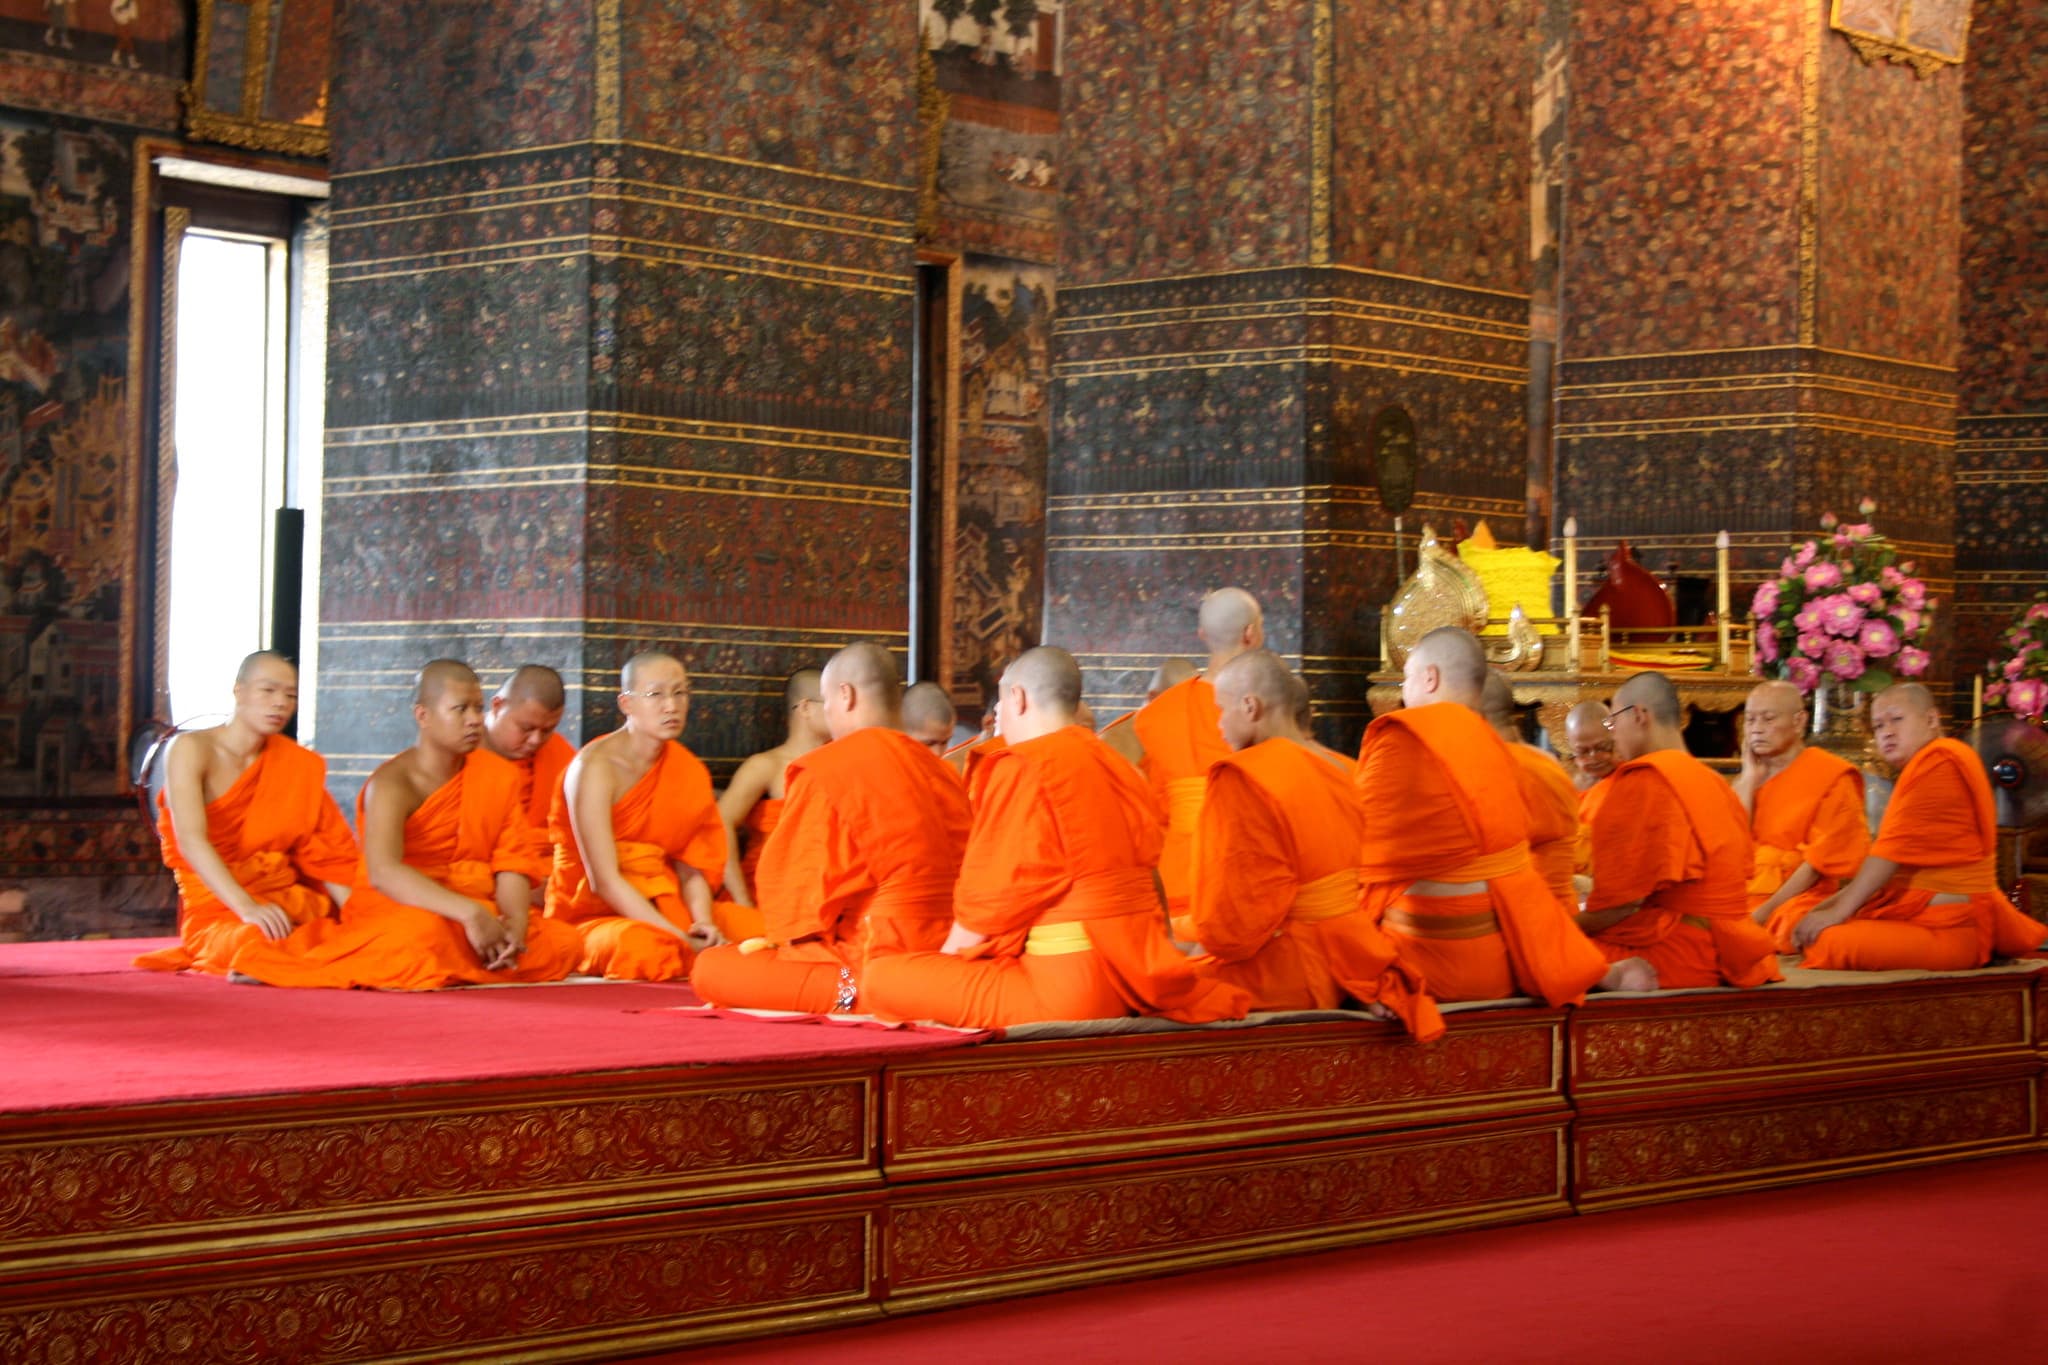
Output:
top-left (1829, 1), bottom-right (1970, 77)
top-left (187, 0), bottom-right (331, 158)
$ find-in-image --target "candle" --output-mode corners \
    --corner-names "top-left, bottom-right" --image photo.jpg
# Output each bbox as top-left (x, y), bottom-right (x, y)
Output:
top-left (1563, 516), bottom-right (1578, 622)
top-left (1715, 530), bottom-right (1731, 667)
top-left (1973, 673), bottom-right (1984, 721)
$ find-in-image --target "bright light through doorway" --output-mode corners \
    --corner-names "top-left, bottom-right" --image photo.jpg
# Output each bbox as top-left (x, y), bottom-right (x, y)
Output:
top-left (166, 231), bottom-right (287, 724)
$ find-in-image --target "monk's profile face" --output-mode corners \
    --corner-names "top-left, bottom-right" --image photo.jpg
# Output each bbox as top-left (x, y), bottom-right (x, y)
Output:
top-left (419, 680), bottom-right (486, 754)
top-left (622, 661), bottom-right (691, 740)
top-left (1214, 679), bottom-right (1255, 751)
top-left (1870, 696), bottom-right (1941, 768)
top-left (793, 693), bottom-right (830, 744)
top-left (488, 696), bottom-right (563, 761)
top-left (1604, 699), bottom-right (1651, 761)
top-left (1743, 693), bottom-right (1804, 761)
top-left (1565, 716), bottom-right (1616, 780)
top-left (234, 661), bottom-right (299, 735)
top-left (1398, 653), bottom-right (1437, 711)
top-left (907, 715), bottom-right (952, 756)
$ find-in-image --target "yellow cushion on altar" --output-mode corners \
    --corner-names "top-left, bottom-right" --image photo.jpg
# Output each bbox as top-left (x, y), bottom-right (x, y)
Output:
top-left (1458, 542), bottom-right (1560, 637)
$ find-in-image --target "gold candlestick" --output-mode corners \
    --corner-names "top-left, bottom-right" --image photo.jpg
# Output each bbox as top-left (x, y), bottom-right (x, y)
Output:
top-left (1562, 516), bottom-right (1578, 623)
top-left (1973, 673), bottom-right (1984, 721)
top-left (1715, 530), bottom-right (1731, 668)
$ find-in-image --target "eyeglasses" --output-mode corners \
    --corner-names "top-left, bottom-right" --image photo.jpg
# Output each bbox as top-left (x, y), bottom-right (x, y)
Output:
top-left (1601, 704), bottom-right (1641, 731)
top-left (629, 688), bottom-right (691, 704)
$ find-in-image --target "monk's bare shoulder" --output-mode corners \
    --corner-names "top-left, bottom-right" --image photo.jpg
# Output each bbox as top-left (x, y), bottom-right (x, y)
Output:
top-left (166, 725), bottom-right (246, 805)
top-left (363, 747), bottom-right (433, 822)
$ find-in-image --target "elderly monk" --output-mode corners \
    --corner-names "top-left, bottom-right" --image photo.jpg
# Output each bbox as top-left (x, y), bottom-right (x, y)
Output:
top-left (1730, 680), bottom-right (1869, 951)
top-left (1183, 650), bottom-right (1440, 1037)
top-left (1792, 684), bottom-right (2048, 968)
top-left (481, 664), bottom-right (572, 907)
top-left (691, 644), bottom-right (972, 1013)
top-left (545, 652), bottom-right (727, 980)
top-left (714, 668), bottom-right (828, 937)
top-left (1361, 629), bottom-right (1630, 1004)
top-left (1566, 700), bottom-right (1617, 893)
top-left (1583, 672), bottom-right (1781, 989)
top-left (135, 652), bottom-right (357, 976)
top-left (864, 647), bottom-right (1250, 1028)
top-left (232, 661), bottom-right (582, 989)
top-left (902, 680), bottom-right (960, 758)
top-left (1133, 589), bottom-right (1264, 913)
top-left (1481, 672), bottom-right (1580, 910)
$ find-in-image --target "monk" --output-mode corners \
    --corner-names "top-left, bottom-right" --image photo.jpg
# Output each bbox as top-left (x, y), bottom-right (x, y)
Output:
top-left (863, 647), bottom-right (1251, 1028)
top-left (1730, 680), bottom-right (1870, 951)
top-left (1359, 629), bottom-right (1632, 1005)
top-left (1582, 672), bottom-right (1781, 989)
top-left (714, 668), bottom-right (828, 939)
top-left (903, 680), bottom-right (960, 757)
top-left (544, 652), bottom-right (727, 981)
top-left (1792, 684), bottom-right (2048, 969)
top-left (1102, 658), bottom-right (1196, 767)
top-left (1567, 700), bottom-right (1617, 896)
top-left (1183, 649), bottom-right (1440, 1037)
top-left (1133, 588), bottom-right (1263, 913)
top-left (1481, 672), bottom-right (1580, 910)
top-left (1290, 669), bottom-right (1355, 774)
top-left (231, 661), bottom-right (582, 989)
top-left (691, 643), bottom-right (972, 1013)
top-left (942, 694), bottom-right (1003, 777)
top-left (481, 664), bottom-right (573, 906)
top-left (135, 651), bottom-right (358, 976)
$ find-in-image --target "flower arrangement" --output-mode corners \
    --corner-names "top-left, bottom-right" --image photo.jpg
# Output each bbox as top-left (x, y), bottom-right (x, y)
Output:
top-left (1750, 499), bottom-right (1934, 694)
top-left (1984, 596), bottom-right (2048, 723)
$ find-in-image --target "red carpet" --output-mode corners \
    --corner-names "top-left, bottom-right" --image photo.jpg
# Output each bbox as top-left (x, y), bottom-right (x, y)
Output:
top-left (4, 954), bottom-right (980, 1112)
top-left (0, 935), bottom-right (177, 978)
top-left (650, 1152), bottom-right (2048, 1365)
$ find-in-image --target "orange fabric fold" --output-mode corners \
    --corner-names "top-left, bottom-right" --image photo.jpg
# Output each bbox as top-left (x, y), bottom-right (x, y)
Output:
top-left (1187, 738), bottom-right (1441, 1039)
top-left (544, 737), bottom-right (726, 981)
top-left (1356, 705), bottom-right (1610, 1006)
top-left (1575, 774), bottom-right (1613, 878)
top-left (1132, 676), bottom-right (1228, 913)
top-left (134, 735), bottom-right (358, 976)
top-left (504, 732), bottom-right (575, 885)
top-left (863, 724), bottom-right (1250, 1028)
top-left (1587, 750), bottom-right (1781, 989)
top-left (1803, 738), bottom-right (2046, 970)
top-left (1750, 747), bottom-right (1869, 951)
top-left (690, 727), bottom-right (971, 1012)
top-left (232, 751), bottom-right (578, 989)
top-left (1509, 743), bottom-right (1580, 909)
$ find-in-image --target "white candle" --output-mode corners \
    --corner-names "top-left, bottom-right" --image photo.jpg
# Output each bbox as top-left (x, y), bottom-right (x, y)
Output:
top-left (1563, 516), bottom-right (1578, 621)
top-left (1716, 530), bottom-right (1731, 667)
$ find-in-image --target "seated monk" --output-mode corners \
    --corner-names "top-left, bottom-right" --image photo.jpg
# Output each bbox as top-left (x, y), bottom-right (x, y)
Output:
top-left (480, 664), bottom-right (573, 907)
top-left (1362, 630), bottom-right (1633, 1004)
top-left (1183, 649), bottom-right (1440, 1037)
top-left (1133, 588), bottom-right (1264, 915)
top-left (1792, 684), bottom-right (2048, 969)
top-left (232, 661), bottom-right (582, 989)
top-left (135, 651), bottom-right (358, 976)
top-left (1481, 672), bottom-right (1579, 910)
top-left (903, 680), bottom-right (961, 757)
top-left (691, 643), bottom-right (971, 1013)
top-left (942, 695), bottom-right (1002, 777)
top-left (1102, 658), bottom-right (1196, 767)
top-left (1566, 700), bottom-right (1617, 898)
top-left (714, 668), bottom-right (828, 940)
top-left (545, 651), bottom-right (727, 981)
top-left (1582, 672), bottom-right (1781, 989)
top-left (1730, 680), bottom-right (1869, 951)
top-left (864, 647), bottom-right (1250, 1028)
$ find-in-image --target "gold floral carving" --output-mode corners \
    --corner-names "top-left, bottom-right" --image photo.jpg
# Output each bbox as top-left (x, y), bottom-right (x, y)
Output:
top-left (1310, 0), bottom-right (1333, 266)
top-left (1831, 1), bottom-right (1970, 77)
top-left (595, 0), bottom-right (622, 143)
top-left (915, 45), bottom-right (949, 243)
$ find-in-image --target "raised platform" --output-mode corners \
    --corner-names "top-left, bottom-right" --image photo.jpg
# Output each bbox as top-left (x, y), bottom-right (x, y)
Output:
top-left (1, 942), bottom-right (2041, 1363)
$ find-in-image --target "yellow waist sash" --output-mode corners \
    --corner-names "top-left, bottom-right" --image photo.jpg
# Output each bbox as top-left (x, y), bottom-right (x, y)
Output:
top-left (1165, 778), bottom-right (1207, 836)
top-left (1025, 921), bottom-right (1094, 956)
top-left (1374, 842), bottom-right (1532, 889)
top-left (1289, 869), bottom-right (1358, 922)
top-left (1384, 905), bottom-right (1501, 940)
top-left (1899, 854), bottom-right (1997, 896)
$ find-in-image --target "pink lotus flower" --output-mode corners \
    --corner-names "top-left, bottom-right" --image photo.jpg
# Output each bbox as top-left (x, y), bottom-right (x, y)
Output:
top-left (1824, 640), bottom-right (1866, 681)
top-left (2028, 603), bottom-right (2048, 624)
top-left (1847, 582), bottom-right (1882, 608)
top-left (1819, 512), bottom-right (1838, 531)
top-left (1786, 657), bottom-right (1821, 692)
top-left (1842, 523), bottom-right (1874, 540)
top-left (1896, 647), bottom-right (1930, 678)
top-left (1880, 566), bottom-right (1904, 587)
top-left (1794, 604), bottom-right (1826, 635)
top-left (2009, 678), bottom-right (2048, 720)
top-left (1987, 682), bottom-right (2008, 706)
top-left (1752, 582), bottom-right (1781, 617)
top-left (1900, 560), bottom-right (1917, 575)
top-left (1897, 580), bottom-right (1926, 608)
top-left (2006, 657), bottom-right (2025, 680)
top-left (1798, 632), bottom-right (1829, 659)
top-left (1858, 498), bottom-right (1877, 517)
top-left (1794, 542), bottom-right (1819, 568)
top-left (1804, 562), bottom-right (1844, 591)
top-left (1818, 593), bottom-right (1865, 637)
top-left (1781, 557), bottom-right (1801, 578)
top-left (1756, 624), bottom-right (1780, 662)
top-left (1857, 620), bottom-right (1899, 656)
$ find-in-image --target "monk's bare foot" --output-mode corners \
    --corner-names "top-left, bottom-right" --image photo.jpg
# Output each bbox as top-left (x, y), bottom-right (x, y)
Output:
top-left (1362, 1002), bottom-right (1395, 1022)
top-left (226, 970), bottom-right (267, 986)
top-left (1599, 956), bottom-right (1657, 993)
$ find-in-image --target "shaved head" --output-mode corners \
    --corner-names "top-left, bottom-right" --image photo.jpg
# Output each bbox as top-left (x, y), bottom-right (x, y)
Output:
top-left (1479, 671), bottom-right (1519, 737)
top-left (1613, 671), bottom-right (1682, 727)
top-left (1876, 682), bottom-right (1937, 715)
top-left (1212, 648), bottom-right (1305, 750)
top-left (1212, 648), bottom-right (1296, 710)
top-left (819, 642), bottom-right (903, 739)
top-left (1743, 680), bottom-right (1806, 763)
top-left (1871, 681), bottom-right (1942, 769)
top-left (1197, 588), bottom-right (1264, 661)
top-left (496, 664), bottom-right (565, 709)
top-left (236, 650), bottom-right (293, 685)
top-left (1401, 626), bottom-right (1488, 708)
top-left (1004, 645), bottom-right (1083, 713)
top-left (621, 651), bottom-right (684, 693)
top-left (1608, 672), bottom-right (1682, 761)
top-left (1565, 700), bottom-right (1617, 784)
top-left (903, 680), bottom-right (957, 756)
top-left (415, 658), bottom-right (480, 706)
top-left (1148, 657), bottom-right (1198, 700)
top-left (784, 668), bottom-right (823, 708)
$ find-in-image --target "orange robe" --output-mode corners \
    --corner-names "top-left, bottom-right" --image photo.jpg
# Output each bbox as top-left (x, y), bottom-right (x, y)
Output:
top-left (1510, 743), bottom-right (1580, 910)
top-left (230, 751), bottom-right (582, 989)
top-left (509, 732), bottom-right (575, 878)
top-left (1132, 675), bottom-right (1227, 913)
top-left (863, 725), bottom-right (1251, 1028)
top-left (1186, 738), bottom-right (1441, 1038)
top-left (1358, 705), bottom-right (1610, 1006)
top-left (1575, 774), bottom-right (1613, 880)
top-left (1802, 737), bottom-right (2047, 970)
top-left (1750, 747), bottom-right (1870, 952)
top-left (544, 737), bottom-right (726, 981)
top-left (709, 794), bottom-right (783, 943)
top-left (1586, 750), bottom-right (1781, 989)
top-left (134, 735), bottom-right (358, 976)
top-left (690, 728), bottom-right (971, 1012)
